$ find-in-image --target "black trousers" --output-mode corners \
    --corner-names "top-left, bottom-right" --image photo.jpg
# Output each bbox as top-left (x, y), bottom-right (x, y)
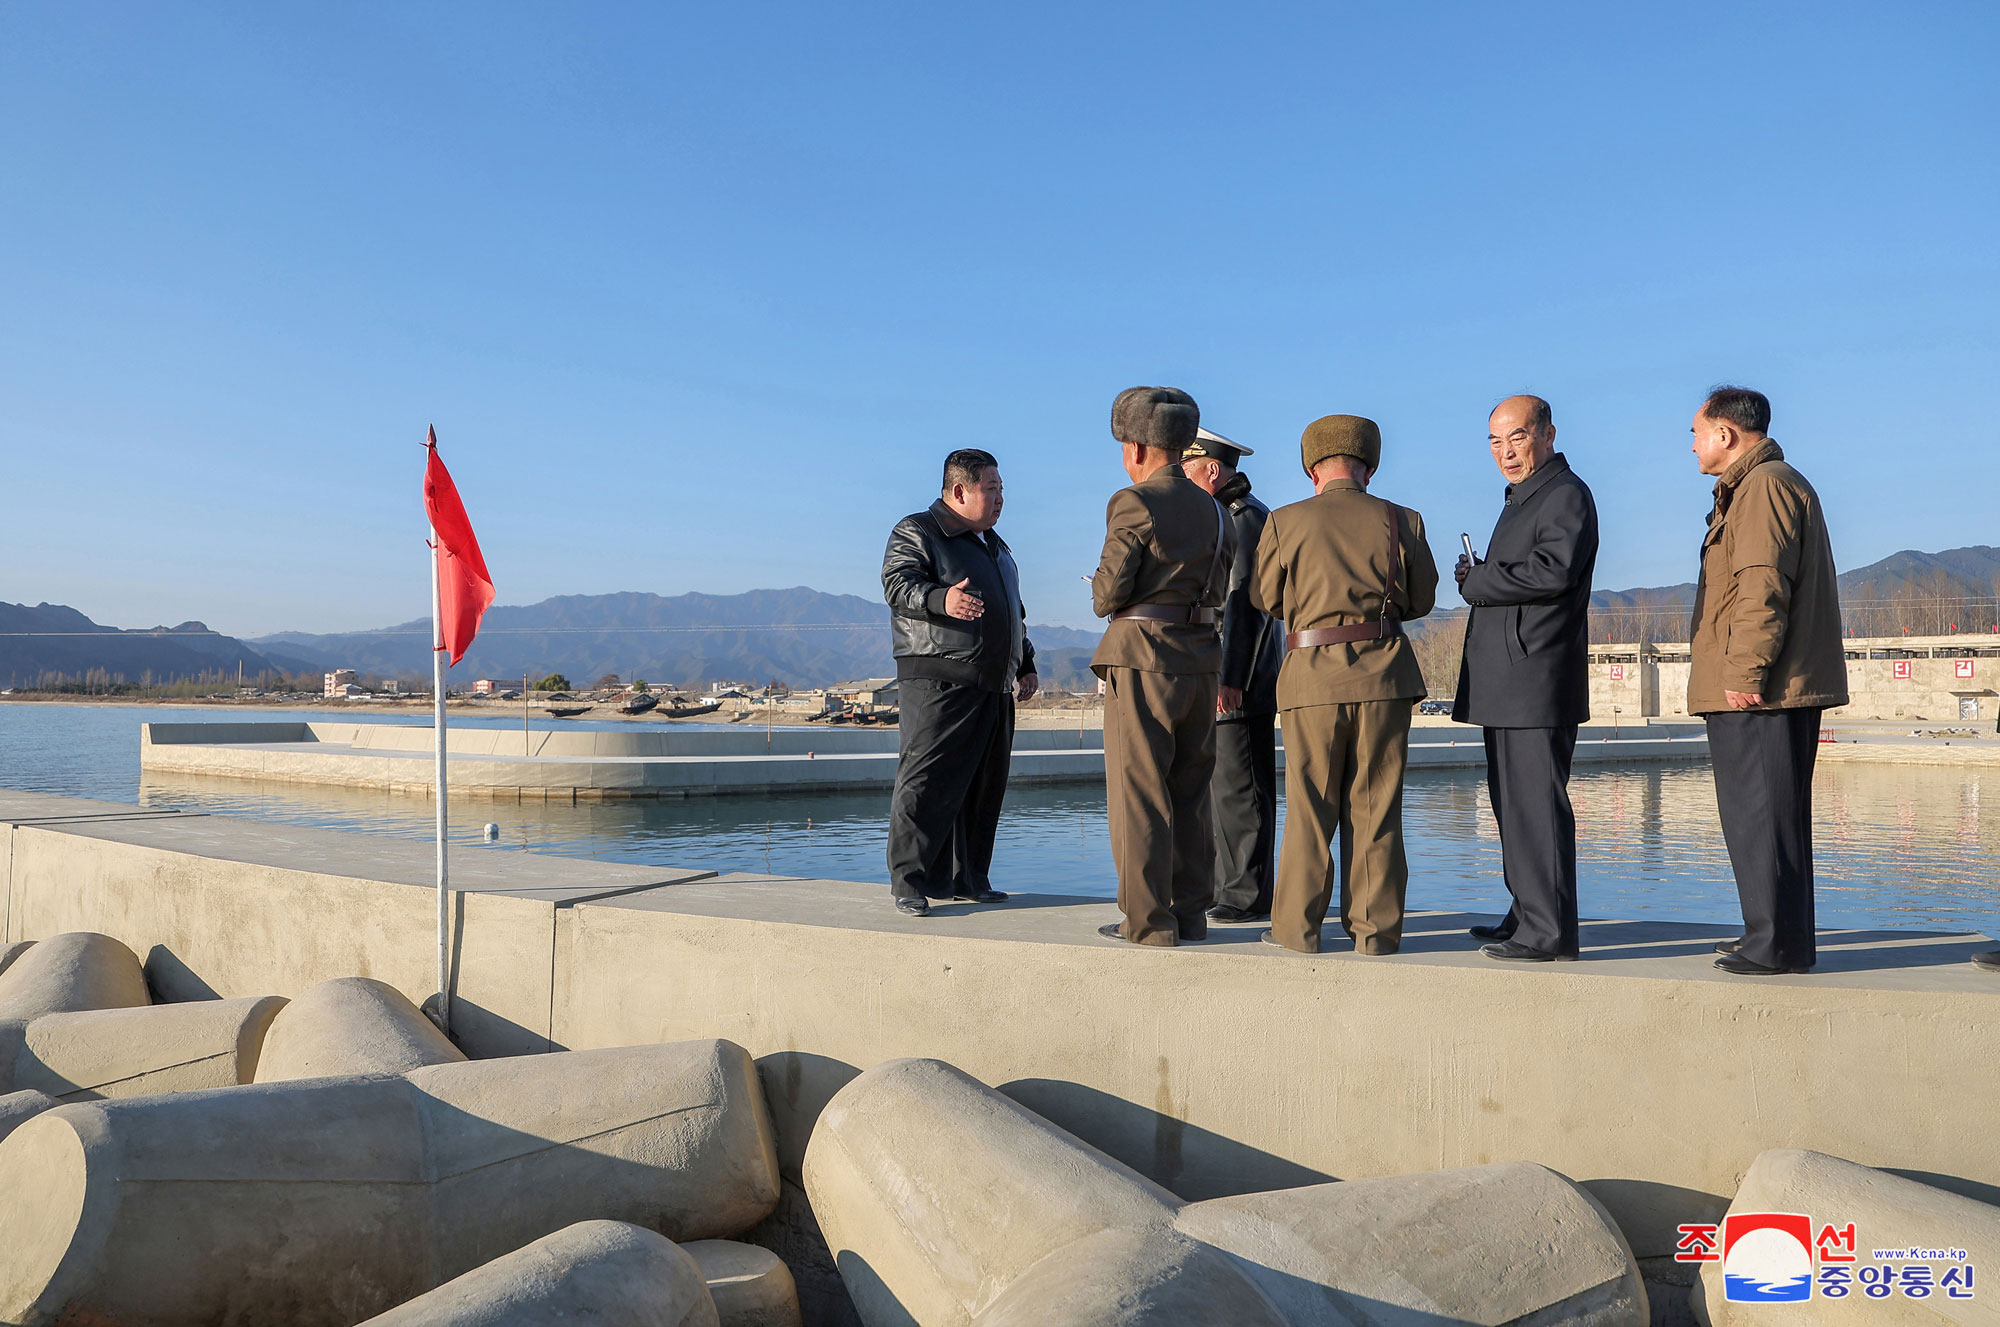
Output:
top-left (1706, 707), bottom-right (1822, 969)
top-left (1211, 713), bottom-right (1277, 914)
top-left (1483, 725), bottom-right (1580, 956)
top-left (887, 678), bottom-right (1013, 900)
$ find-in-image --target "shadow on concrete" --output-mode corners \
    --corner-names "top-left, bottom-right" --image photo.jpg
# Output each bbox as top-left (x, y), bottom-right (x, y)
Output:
top-left (834, 1251), bottom-right (913, 1327)
top-left (1000, 1077), bottom-right (1336, 1204)
top-left (143, 945), bottom-right (221, 1001)
top-left (1886, 1169), bottom-right (2000, 1209)
top-left (756, 1051), bottom-right (862, 1178)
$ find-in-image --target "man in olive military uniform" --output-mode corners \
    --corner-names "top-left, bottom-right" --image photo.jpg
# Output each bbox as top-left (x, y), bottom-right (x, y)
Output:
top-left (1250, 415), bottom-right (1438, 955)
top-left (1090, 387), bottom-right (1236, 947)
top-left (1182, 426), bottom-right (1283, 924)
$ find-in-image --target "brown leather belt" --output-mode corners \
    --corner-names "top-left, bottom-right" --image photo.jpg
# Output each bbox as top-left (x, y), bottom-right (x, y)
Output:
top-left (1287, 620), bottom-right (1403, 648)
top-left (1113, 604), bottom-right (1219, 626)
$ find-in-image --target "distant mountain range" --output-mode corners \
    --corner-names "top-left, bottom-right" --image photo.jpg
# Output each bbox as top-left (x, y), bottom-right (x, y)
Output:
top-left (253, 588), bottom-right (1104, 690)
top-left (1584, 544), bottom-right (2000, 615)
top-left (0, 601), bottom-right (316, 688)
top-left (7, 545), bottom-right (1995, 692)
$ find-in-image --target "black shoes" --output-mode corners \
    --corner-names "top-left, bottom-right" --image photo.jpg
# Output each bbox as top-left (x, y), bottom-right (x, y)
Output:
top-left (1481, 940), bottom-right (1577, 963)
top-left (1973, 949), bottom-right (2000, 971)
top-left (894, 897), bottom-right (931, 918)
top-left (955, 890), bottom-right (1008, 904)
top-left (1208, 904), bottom-right (1270, 924)
top-left (1714, 952), bottom-right (1812, 975)
top-left (1469, 921), bottom-right (1516, 942)
top-left (1715, 938), bottom-right (1743, 956)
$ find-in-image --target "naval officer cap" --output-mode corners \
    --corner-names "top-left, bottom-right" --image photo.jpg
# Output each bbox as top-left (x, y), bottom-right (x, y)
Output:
top-left (1184, 426), bottom-right (1253, 469)
top-left (1111, 386), bottom-right (1200, 453)
top-left (1300, 414), bottom-right (1382, 476)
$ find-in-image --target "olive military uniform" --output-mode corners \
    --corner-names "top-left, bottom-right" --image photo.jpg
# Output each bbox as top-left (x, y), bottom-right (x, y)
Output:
top-left (1090, 389), bottom-right (1235, 946)
top-left (1250, 416), bottom-right (1438, 954)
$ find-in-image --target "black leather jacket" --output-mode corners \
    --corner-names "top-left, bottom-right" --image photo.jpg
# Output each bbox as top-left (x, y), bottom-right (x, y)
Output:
top-left (1217, 472), bottom-right (1282, 718)
top-left (882, 500), bottom-right (1036, 693)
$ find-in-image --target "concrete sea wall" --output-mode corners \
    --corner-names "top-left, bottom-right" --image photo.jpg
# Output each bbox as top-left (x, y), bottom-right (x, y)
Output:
top-left (139, 719), bottom-right (1710, 799)
top-left (4, 787), bottom-right (1994, 1291)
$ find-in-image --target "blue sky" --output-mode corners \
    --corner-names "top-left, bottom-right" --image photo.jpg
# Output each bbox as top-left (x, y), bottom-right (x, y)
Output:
top-left (1, 3), bottom-right (1993, 635)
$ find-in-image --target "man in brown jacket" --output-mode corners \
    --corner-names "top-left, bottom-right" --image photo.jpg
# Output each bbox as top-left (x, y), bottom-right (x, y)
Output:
top-left (1251, 415), bottom-right (1438, 954)
top-left (1090, 386), bottom-right (1235, 947)
top-left (1686, 386), bottom-right (1848, 975)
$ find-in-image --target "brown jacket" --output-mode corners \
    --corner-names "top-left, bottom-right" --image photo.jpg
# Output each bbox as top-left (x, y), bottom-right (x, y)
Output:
top-left (1687, 440), bottom-right (1849, 714)
top-left (1090, 464), bottom-right (1235, 676)
top-left (1249, 479), bottom-right (1438, 707)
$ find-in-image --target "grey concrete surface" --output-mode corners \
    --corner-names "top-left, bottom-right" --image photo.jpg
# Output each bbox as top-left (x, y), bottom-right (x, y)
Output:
top-left (254, 976), bottom-right (466, 1081)
top-left (0, 931), bottom-right (151, 1022)
top-left (684, 1240), bottom-right (804, 1327)
top-left (2, 797), bottom-right (711, 1057)
top-left (2, 995), bottom-right (285, 1099)
top-left (0, 940), bottom-right (30, 978)
top-left (1693, 1150), bottom-right (2000, 1326)
top-left (568, 875), bottom-right (2000, 1275)
top-left (804, 1058), bottom-right (1183, 1326)
top-left (0, 1088), bottom-right (56, 1144)
top-left (0, 1039), bottom-right (782, 1327)
top-left (1, 786), bottom-right (1992, 1316)
top-left (356, 1221), bottom-right (720, 1327)
top-left (807, 1058), bottom-right (1646, 1326)
top-left (1178, 1166), bottom-right (1647, 1324)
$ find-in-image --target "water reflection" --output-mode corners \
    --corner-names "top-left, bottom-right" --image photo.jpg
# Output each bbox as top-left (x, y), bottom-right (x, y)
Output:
top-left (1, 704), bottom-right (1991, 934)
top-left (135, 760), bottom-right (1997, 934)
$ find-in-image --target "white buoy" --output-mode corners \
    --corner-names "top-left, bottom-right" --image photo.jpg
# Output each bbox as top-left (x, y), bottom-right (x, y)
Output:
top-left (482, 823), bottom-right (499, 842)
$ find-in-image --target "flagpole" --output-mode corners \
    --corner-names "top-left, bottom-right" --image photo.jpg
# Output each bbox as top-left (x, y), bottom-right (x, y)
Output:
top-left (431, 522), bottom-right (451, 1037)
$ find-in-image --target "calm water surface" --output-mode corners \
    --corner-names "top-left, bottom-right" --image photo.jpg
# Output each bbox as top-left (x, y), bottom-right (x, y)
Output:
top-left (2, 702), bottom-right (1994, 933)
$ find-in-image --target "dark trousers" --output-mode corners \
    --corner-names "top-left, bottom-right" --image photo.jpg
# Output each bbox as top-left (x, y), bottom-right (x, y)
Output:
top-left (1706, 707), bottom-right (1822, 969)
top-left (887, 678), bottom-right (1013, 900)
top-left (1483, 725), bottom-right (1580, 957)
top-left (1211, 714), bottom-right (1277, 914)
top-left (1104, 666), bottom-right (1218, 945)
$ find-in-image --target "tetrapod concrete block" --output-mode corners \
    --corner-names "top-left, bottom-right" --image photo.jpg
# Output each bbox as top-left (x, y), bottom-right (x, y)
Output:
top-left (806, 1058), bottom-right (1647, 1327)
top-left (356, 1221), bottom-right (720, 1327)
top-left (0, 997), bottom-right (286, 1100)
top-left (0, 941), bottom-right (32, 979)
top-left (0, 933), bottom-right (149, 1021)
top-left (803, 1057), bottom-right (1185, 1326)
top-left (1694, 1149), bottom-right (2000, 1326)
top-left (0, 1089), bottom-right (57, 1144)
top-left (684, 1240), bottom-right (803, 1327)
top-left (1176, 1164), bottom-right (1648, 1325)
top-left (0, 1039), bottom-right (781, 1327)
top-left (252, 976), bottom-right (465, 1082)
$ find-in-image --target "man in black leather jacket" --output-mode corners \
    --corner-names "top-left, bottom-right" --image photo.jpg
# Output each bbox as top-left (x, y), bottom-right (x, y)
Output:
top-left (1183, 428), bottom-right (1283, 923)
top-left (1453, 395), bottom-right (1599, 961)
top-left (881, 449), bottom-right (1039, 917)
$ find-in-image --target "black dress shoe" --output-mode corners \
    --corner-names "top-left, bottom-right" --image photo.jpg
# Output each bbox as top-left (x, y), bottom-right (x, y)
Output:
top-left (1715, 938), bottom-right (1743, 956)
top-left (1714, 953), bottom-right (1811, 975)
top-left (954, 889), bottom-right (1008, 904)
top-left (1469, 923), bottom-right (1516, 942)
top-left (894, 897), bottom-right (931, 917)
top-left (1097, 921), bottom-right (1132, 942)
top-left (1972, 949), bottom-right (2000, 971)
top-left (1208, 904), bottom-right (1270, 924)
top-left (1481, 940), bottom-right (1575, 962)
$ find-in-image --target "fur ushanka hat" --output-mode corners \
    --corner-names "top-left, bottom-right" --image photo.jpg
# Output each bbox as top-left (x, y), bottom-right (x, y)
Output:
top-left (1111, 386), bottom-right (1200, 454)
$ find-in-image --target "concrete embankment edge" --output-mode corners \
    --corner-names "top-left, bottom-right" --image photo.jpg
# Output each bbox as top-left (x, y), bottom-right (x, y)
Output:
top-left (1, 789), bottom-right (1994, 1300)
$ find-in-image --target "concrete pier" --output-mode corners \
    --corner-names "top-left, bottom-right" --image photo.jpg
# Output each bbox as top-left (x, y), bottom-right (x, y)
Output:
top-left (139, 719), bottom-right (1711, 800)
top-left (1, 785), bottom-right (1992, 1318)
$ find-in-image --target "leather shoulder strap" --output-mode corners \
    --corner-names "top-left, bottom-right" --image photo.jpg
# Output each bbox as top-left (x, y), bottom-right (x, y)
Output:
top-left (1383, 499), bottom-right (1404, 621)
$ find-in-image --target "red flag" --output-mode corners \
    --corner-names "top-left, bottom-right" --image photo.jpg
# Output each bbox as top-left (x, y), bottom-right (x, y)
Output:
top-left (423, 426), bottom-right (495, 666)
